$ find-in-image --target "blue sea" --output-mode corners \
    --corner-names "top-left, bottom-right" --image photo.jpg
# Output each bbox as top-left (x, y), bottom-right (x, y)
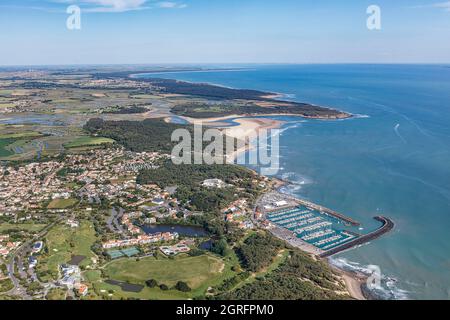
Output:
top-left (138, 64), bottom-right (450, 300)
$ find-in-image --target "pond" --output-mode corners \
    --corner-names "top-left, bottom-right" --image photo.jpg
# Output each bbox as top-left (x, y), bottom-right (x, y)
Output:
top-left (167, 116), bottom-right (189, 125)
top-left (141, 224), bottom-right (208, 237)
top-left (0, 114), bottom-right (67, 126)
top-left (104, 280), bottom-right (144, 293)
top-left (68, 255), bottom-right (86, 266)
top-left (198, 239), bottom-right (213, 250)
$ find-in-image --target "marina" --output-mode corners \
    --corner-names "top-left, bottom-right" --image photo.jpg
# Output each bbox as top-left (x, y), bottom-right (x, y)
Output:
top-left (266, 204), bottom-right (359, 251)
top-left (258, 191), bottom-right (393, 257)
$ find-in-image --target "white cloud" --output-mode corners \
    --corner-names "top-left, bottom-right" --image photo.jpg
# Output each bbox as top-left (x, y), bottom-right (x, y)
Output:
top-left (412, 1), bottom-right (450, 12)
top-left (156, 1), bottom-right (187, 9)
top-left (432, 1), bottom-right (450, 11)
top-left (55, 0), bottom-right (147, 12)
top-left (51, 0), bottom-right (187, 12)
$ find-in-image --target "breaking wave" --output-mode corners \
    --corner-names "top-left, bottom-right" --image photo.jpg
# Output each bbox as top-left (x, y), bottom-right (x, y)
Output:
top-left (330, 257), bottom-right (410, 300)
top-left (278, 172), bottom-right (313, 195)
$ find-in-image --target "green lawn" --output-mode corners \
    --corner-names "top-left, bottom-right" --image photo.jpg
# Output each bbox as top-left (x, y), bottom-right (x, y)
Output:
top-left (0, 135), bottom-right (44, 160)
top-left (130, 94), bottom-right (155, 99)
top-left (64, 136), bottom-right (115, 148)
top-left (0, 132), bottom-right (43, 139)
top-left (47, 198), bottom-right (78, 209)
top-left (0, 90), bottom-right (13, 96)
top-left (0, 278), bottom-right (14, 292)
top-left (96, 253), bottom-right (236, 300)
top-left (36, 221), bottom-right (97, 282)
top-left (46, 288), bottom-right (67, 300)
top-left (0, 138), bottom-right (14, 157)
top-left (0, 223), bottom-right (47, 233)
top-left (233, 249), bottom-right (289, 290)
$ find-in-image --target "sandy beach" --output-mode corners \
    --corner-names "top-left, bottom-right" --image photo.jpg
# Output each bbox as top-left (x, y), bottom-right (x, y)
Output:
top-left (330, 265), bottom-right (368, 300)
top-left (181, 115), bottom-right (285, 162)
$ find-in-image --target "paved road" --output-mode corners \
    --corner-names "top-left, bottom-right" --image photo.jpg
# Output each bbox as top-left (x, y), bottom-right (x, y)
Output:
top-left (3, 218), bottom-right (62, 299)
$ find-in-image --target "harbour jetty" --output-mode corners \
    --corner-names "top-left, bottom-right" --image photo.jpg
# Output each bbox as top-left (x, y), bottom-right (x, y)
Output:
top-left (296, 198), bottom-right (360, 227)
top-left (319, 216), bottom-right (394, 258)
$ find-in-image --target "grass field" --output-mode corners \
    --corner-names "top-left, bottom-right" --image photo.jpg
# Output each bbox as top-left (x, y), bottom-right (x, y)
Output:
top-left (36, 221), bottom-right (97, 282)
top-left (130, 94), bottom-right (155, 99)
top-left (0, 223), bottom-right (47, 233)
top-left (0, 279), bottom-right (14, 293)
top-left (64, 136), bottom-right (115, 148)
top-left (46, 288), bottom-right (67, 300)
top-left (0, 138), bottom-right (14, 157)
top-left (0, 90), bottom-right (13, 96)
top-left (92, 253), bottom-right (235, 300)
top-left (0, 132), bottom-right (43, 139)
top-left (47, 198), bottom-right (78, 209)
top-left (0, 134), bottom-right (45, 160)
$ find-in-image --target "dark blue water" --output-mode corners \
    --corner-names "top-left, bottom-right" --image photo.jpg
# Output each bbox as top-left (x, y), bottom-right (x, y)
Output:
top-left (0, 114), bottom-right (66, 125)
top-left (141, 224), bottom-right (208, 237)
top-left (140, 65), bottom-right (450, 300)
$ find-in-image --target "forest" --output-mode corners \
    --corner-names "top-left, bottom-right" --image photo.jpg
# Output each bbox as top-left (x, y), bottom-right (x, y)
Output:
top-left (137, 161), bottom-right (259, 212)
top-left (171, 101), bottom-right (346, 119)
top-left (84, 118), bottom-right (187, 153)
top-left (219, 233), bottom-right (349, 300)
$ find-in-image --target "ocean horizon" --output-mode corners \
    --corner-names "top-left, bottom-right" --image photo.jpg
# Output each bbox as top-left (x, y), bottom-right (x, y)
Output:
top-left (139, 64), bottom-right (450, 300)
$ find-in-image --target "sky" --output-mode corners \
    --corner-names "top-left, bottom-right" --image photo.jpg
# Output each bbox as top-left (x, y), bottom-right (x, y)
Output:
top-left (0, 0), bottom-right (449, 65)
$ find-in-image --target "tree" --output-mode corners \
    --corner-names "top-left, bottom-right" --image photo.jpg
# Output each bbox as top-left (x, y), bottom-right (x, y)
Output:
top-left (145, 279), bottom-right (158, 288)
top-left (211, 238), bottom-right (230, 257)
top-left (159, 284), bottom-right (169, 291)
top-left (175, 281), bottom-right (191, 292)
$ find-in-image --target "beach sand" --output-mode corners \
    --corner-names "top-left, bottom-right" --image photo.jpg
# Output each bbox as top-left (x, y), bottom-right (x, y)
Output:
top-left (332, 266), bottom-right (367, 300)
top-left (181, 115), bottom-right (285, 162)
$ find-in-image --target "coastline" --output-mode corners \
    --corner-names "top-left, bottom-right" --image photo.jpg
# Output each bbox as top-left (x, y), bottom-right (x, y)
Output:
top-left (330, 264), bottom-right (368, 300)
top-left (267, 178), bottom-right (370, 300)
top-left (172, 111), bottom-right (370, 300)
top-left (180, 114), bottom-right (286, 162)
top-left (179, 111), bottom-right (351, 161)
top-left (138, 76), bottom-right (371, 300)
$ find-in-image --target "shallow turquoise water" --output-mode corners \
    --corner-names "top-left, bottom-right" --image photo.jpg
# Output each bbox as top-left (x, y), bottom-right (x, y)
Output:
top-left (140, 64), bottom-right (450, 300)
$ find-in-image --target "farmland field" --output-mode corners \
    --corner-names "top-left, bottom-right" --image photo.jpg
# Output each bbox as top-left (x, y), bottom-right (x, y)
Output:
top-left (47, 198), bottom-right (78, 209)
top-left (0, 223), bottom-right (47, 233)
top-left (64, 136), bottom-right (115, 148)
top-left (0, 138), bottom-right (14, 157)
top-left (36, 221), bottom-right (97, 282)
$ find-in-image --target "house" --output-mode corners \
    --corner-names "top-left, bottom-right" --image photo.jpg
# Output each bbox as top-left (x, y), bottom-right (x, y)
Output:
top-left (32, 241), bottom-right (43, 253)
top-left (144, 217), bottom-right (157, 224)
top-left (202, 179), bottom-right (230, 189)
top-left (152, 198), bottom-right (165, 205)
top-left (160, 242), bottom-right (191, 256)
top-left (66, 219), bottom-right (79, 228)
top-left (59, 264), bottom-right (81, 289)
top-left (274, 200), bottom-right (288, 207)
top-left (76, 283), bottom-right (88, 297)
top-left (29, 256), bottom-right (38, 268)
